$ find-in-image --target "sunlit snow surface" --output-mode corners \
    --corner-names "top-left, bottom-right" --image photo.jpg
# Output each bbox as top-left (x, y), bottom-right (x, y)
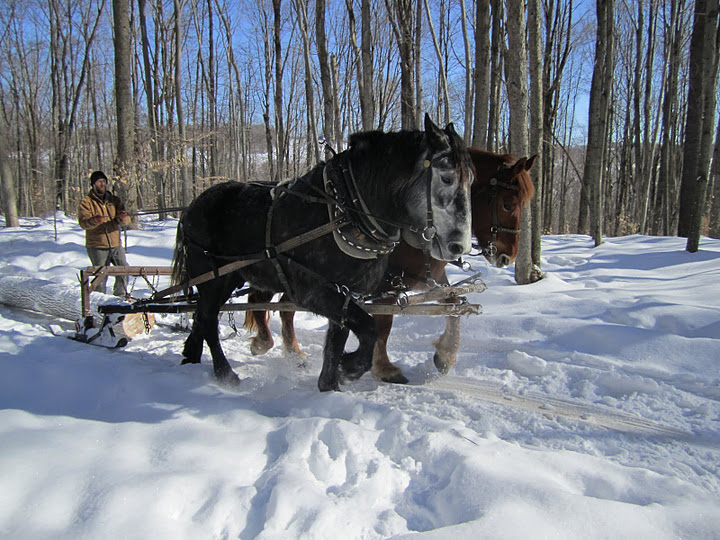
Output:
top-left (0, 214), bottom-right (718, 539)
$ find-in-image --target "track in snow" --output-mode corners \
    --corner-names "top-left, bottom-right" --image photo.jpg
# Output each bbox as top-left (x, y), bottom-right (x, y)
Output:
top-left (422, 375), bottom-right (692, 439)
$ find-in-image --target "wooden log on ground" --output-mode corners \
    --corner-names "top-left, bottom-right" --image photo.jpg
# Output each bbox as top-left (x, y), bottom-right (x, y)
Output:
top-left (0, 275), bottom-right (154, 340)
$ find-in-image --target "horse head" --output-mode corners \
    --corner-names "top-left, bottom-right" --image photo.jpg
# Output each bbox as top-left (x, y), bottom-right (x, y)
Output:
top-left (470, 149), bottom-right (537, 267)
top-left (399, 114), bottom-right (474, 261)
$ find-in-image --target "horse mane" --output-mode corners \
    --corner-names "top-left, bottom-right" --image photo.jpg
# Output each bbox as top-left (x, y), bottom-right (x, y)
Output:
top-left (468, 147), bottom-right (535, 206)
top-left (348, 128), bottom-right (473, 193)
top-left (347, 130), bottom-right (426, 197)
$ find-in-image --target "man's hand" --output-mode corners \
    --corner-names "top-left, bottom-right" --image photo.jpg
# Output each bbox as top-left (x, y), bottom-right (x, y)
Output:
top-left (115, 210), bottom-right (128, 225)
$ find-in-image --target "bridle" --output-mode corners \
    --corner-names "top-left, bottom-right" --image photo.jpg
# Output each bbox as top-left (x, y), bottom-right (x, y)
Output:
top-left (478, 163), bottom-right (521, 260)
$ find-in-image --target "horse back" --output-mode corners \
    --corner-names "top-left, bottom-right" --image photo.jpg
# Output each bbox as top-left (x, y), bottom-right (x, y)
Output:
top-left (181, 182), bottom-right (274, 256)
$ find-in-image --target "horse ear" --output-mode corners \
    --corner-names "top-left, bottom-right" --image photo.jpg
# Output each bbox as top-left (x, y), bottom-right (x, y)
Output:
top-left (525, 154), bottom-right (538, 171)
top-left (423, 113), bottom-right (451, 151)
top-left (444, 122), bottom-right (458, 137)
top-left (510, 157), bottom-right (528, 176)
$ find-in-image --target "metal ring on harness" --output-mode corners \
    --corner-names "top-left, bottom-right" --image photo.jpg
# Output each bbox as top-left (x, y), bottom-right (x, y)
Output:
top-left (422, 225), bottom-right (436, 242)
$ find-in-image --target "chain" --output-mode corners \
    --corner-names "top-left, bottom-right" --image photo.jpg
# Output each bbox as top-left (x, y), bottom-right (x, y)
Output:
top-left (226, 312), bottom-right (238, 335)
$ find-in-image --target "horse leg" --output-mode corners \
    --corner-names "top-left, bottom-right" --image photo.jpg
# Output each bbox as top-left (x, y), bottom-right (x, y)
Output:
top-left (433, 314), bottom-right (461, 374)
top-left (338, 303), bottom-right (377, 382)
top-left (318, 321), bottom-right (349, 392)
top-left (317, 300), bottom-right (376, 391)
top-left (247, 290), bottom-right (274, 355)
top-left (279, 294), bottom-right (306, 359)
top-left (181, 316), bottom-right (204, 365)
top-left (196, 280), bottom-right (242, 386)
top-left (371, 314), bottom-right (408, 384)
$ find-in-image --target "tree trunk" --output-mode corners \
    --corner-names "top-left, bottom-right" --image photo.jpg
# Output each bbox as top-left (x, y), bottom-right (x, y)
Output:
top-left (708, 110), bottom-right (720, 238)
top-left (316, 0), bottom-right (334, 155)
top-left (138, 0), bottom-right (165, 218)
top-left (423, 0), bottom-right (450, 125)
top-left (0, 141), bottom-right (20, 228)
top-left (686, 1), bottom-right (719, 252)
top-left (528, 0), bottom-right (543, 273)
top-left (295, 0), bottom-right (320, 166)
top-left (113, 0), bottom-right (135, 213)
top-left (581, 0), bottom-right (614, 247)
top-left (487, 0), bottom-right (503, 151)
top-left (387, 0), bottom-right (416, 130)
top-left (678, 0), bottom-right (715, 238)
top-left (505, 0), bottom-right (533, 285)
top-left (173, 0), bottom-right (191, 205)
top-left (272, 0), bottom-right (286, 180)
top-left (472, 0), bottom-right (490, 148)
top-left (460, 0), bottom-right (472, 142)
top-left (360, 0), bottom-right (375, 130)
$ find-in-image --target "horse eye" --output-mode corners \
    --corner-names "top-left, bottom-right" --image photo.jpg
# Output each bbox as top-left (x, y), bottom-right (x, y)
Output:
top-left (440, 172), bottom-right (456, 185)
top-left (503, 201), bottom-right (514, 212)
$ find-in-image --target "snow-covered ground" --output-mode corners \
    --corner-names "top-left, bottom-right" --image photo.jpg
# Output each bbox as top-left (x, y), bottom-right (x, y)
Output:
top-left (0, 213), bottom-right (718, 539)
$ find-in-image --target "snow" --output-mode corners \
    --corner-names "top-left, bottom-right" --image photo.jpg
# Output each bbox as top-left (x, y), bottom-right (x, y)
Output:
top-left (0, 213), bottom-right (719, 539)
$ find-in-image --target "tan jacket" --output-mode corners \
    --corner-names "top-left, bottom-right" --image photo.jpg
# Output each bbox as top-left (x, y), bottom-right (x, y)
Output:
top-left (78, 189), bottom-right (131, 248)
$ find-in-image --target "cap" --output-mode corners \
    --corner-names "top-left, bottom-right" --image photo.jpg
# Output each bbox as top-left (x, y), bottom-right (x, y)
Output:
top-left (90, 170), bottom-right (108, 185)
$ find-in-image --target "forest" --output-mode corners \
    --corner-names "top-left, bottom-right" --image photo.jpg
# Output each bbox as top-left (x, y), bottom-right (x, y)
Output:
top-left (0, 0), bottom-right (718, 259)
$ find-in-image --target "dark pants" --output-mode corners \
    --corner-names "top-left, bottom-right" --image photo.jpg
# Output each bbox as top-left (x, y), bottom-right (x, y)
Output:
top-left (86, 245), bottom-right (129, 296)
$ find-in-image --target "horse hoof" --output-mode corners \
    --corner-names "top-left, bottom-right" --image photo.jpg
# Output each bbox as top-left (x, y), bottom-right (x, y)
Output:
top-left (250, 337), bottom-right (273, 356)
top-left (284, 347), bottom-right (307, 360)
top-left (433, 353), bottom-right (452, 375)
top-left (381, 372), bottom-right (409, 384)
top-left (180, 357), bottom-right (201, 365)
top-left (318, 378), bottom-right (341, 392)
top-left (217, 371), bottom-right (242, 388)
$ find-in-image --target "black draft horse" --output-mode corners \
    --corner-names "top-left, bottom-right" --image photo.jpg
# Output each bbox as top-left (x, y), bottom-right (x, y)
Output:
top-left (244, 148), bottom-right (537, 383)
top-left (171, 115), bottom-right (474, 391)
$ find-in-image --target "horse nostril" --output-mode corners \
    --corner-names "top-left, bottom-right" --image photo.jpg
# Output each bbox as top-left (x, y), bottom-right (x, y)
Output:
top-left (448, 242), bottom-right (464, 256)
top-left (497, 254), bottom-right (510, 267)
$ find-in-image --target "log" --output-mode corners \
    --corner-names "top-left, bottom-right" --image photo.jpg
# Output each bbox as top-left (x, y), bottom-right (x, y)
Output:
top-left (0, 275), bottom-right (154, 340)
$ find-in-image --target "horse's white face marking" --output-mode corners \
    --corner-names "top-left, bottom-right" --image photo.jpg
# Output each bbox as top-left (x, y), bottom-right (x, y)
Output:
top-left (402, 120), bottom-right (473, 261)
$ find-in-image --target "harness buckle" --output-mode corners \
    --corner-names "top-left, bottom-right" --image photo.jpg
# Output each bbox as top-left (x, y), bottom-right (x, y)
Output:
top-left (265, 246), bottom-right (278, 259)
top-left (422, 225), bottom-right (436, 242)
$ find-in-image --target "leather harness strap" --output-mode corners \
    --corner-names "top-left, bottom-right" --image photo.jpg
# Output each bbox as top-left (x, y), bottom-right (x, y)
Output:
top-left (153, 215), bottom-right (349, 300)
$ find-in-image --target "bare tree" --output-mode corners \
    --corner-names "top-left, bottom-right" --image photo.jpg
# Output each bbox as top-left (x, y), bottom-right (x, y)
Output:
top-left (423, 0), bottom-right (450, 125)
top-left (505, 0), bottom-right (535, 284)
top-left (315, 0), bottom-right (334, 155)
top-left (681, 0), bottom-right (719, 251)
top-left (472, 0), bottom-right (490, 148)
top-left (386, 0), bottom-right (416, 129)
top-left (294, 0), bottom-right (320, 166)
top-left (272, 0), bottom-right (286, 180)
top-left (112, 0), bottom-right (136, 215)
top-left (528, 0), bottom-right (543, 271)
top-left (581, 0), bottom-right (615, 247)
top-left (173, 0), bottom-right (191, 205)
top-left (49, 0), bottom-right (105, 212)
top-left (0, 139), bottom-right (19, 227)
top-left (138, 0), bottom-right (165, 217)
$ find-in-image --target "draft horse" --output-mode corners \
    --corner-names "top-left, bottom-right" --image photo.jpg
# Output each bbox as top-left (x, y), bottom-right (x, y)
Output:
top-left (171, 115), bottom-right (474, 391)
top-left (244, 148), bottom-right (536, 384)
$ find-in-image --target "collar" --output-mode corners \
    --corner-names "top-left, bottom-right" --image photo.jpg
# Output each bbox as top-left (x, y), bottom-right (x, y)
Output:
top-left (323, 153), bottom-right (400, 259)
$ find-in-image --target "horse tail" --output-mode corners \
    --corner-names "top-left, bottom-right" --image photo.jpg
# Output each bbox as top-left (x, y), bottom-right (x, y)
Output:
top-left (243, 311), bottom-right (258, 331)
top-left (243, 308), bottom-right (272, 331)
top-left (171, 221), bottom-right (188, 287)
top-left (243, 290), bottom-right (272, 331)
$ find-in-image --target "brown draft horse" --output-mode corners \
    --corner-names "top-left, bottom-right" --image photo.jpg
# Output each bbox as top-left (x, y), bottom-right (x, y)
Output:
top-left (243, 148), bottom-right (536, 383)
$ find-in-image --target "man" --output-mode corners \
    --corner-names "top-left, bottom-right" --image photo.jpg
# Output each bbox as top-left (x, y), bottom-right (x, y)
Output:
top-left (78, 170), bottom-right (131, 296)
